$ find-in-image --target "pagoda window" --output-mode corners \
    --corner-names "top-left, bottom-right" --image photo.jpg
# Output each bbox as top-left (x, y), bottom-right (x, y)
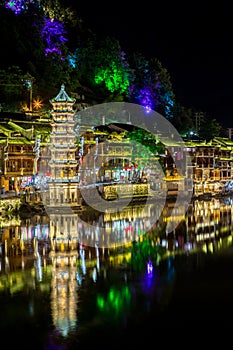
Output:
top-left (116, 159), bottom-right (122, 166)
top-left (125, 147), bottom-right (131, 154)
top-left (59, 193), bottom-right (63, 204)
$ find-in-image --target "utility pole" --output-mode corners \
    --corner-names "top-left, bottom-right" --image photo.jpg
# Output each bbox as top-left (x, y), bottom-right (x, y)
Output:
top-left (195, 112), bottom-right (204, 133)
top-left (29, 83), bottom-right (33, 111)
top-left (24, 73), bottom-right (34, 112)
top-left (227, 128), bottom-right (233, 139)
top-left (0, 73), bottom-right (34, 111)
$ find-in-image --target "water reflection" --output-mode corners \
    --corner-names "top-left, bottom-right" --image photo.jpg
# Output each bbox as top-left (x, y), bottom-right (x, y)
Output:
top-left (0, 195), bottom-right (233, 346)
top-left (50, 251), bottom-right (78, 337)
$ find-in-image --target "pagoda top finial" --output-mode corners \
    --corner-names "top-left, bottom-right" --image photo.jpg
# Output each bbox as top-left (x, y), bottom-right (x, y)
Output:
top-left (50, 84), bottom-right (75, 103)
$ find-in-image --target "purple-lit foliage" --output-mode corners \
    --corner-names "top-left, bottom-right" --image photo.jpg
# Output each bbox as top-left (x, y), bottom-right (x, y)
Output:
top-left (2, 0), bottom-right (38, 14)
top-left (137, 86), bottom-right (159, 114)
top-left (2, 0), bottom-right (69, 60)
top-left (1, 0), bottom-right (177, 115)
top-left (41, 18), bottom-right (68, 59)
top-left (128, 53), bottom-right (175, 118)
top-left (128, 53), bottom-right (160, 112)
top-left (3, 0), bottom-right (24, 14)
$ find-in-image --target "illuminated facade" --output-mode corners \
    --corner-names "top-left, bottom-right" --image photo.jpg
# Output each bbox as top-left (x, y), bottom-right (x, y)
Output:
top-left (0, 112), bottom-right (52, 192)
top-left (185, 137), bottom-right (233, 197)
top-left (0, 109), bottom-right (233, 199)
top-left (0, 118), bottom-right (48, 192)
top-left (78, 125), bottom-right (165, 201)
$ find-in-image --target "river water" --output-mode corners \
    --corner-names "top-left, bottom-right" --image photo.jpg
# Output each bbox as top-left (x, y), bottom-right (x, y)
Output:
top-left (0, 195), bottom-right (233, 348)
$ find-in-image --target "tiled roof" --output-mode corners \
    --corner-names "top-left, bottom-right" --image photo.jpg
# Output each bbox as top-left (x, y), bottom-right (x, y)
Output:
top-left (50, 84), bottom-right (75, 103)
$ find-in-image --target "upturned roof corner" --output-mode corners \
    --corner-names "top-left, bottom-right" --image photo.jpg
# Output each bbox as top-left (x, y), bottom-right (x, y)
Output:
top-left (50, 84), bottom-right (75, 103)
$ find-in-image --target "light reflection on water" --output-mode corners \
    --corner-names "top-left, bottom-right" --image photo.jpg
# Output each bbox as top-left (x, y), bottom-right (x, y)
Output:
top-left (0, 195), bottom-right (233, 346)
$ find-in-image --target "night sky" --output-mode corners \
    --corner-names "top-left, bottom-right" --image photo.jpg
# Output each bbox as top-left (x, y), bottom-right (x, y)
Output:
top-left (74, 1), bottom-right (233, 129)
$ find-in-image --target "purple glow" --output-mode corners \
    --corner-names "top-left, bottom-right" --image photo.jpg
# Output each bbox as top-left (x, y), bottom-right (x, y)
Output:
top-left (141, 260), bottom-right (154, 292)
top-left (41, 18), bottom-right (68, 58)
top-left (147, 260), bottom-right (153, 276)
top-left (4, 0), bottom-right (24, 14)
top-left (137, 88), bottom-right (154, 113)
top-left (144, 105), bottom-right (152, 114)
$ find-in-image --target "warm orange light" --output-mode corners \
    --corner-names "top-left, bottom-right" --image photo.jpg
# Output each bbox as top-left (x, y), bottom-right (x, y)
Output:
top-left (33, 97), bottom-right (43, 110)
top-left (22, 103), bottom-right (29, 112)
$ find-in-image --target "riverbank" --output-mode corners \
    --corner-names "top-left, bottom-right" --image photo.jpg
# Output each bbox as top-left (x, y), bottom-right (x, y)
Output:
top-left (1, 187), bottom-right (233, 219)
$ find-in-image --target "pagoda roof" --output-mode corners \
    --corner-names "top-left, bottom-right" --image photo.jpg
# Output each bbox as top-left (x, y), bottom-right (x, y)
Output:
top-left (50, 84), bottom-right (75, 103)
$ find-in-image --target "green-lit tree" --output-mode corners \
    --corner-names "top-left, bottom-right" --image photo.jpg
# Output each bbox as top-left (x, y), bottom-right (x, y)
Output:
top-left (0, 0), bottom-right (226, 139)
top-left (76, 35), bottom-right (133, 102)
top-left (128, 127), bottom-right (165, 170)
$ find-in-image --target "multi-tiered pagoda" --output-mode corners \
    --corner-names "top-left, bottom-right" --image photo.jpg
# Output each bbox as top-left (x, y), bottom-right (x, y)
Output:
top-left (47, 84), bottom-right (80, 210)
